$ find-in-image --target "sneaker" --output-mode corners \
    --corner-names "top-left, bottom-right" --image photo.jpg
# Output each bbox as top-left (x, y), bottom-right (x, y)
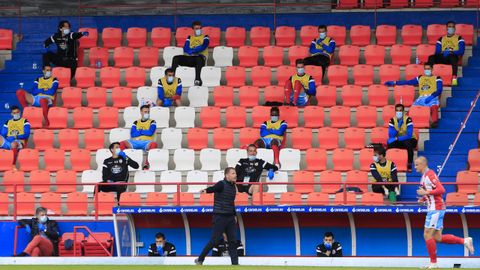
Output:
top-left (421, 263), bottom-right (438, 269)
top-left (143, 161), bottom-right (150, 170)
top-left (430, 121), bottom-right (439, 128)
top-left (452, 76), bottom-right (458, 86)
top-left (194, 258), bottom-right (203, 265)
top-left (16, 251), bottom-right (29, 257)
top-left (194, 80), bottom-right (202, 86)
top-left (464, 237), bottom-right (474, 255)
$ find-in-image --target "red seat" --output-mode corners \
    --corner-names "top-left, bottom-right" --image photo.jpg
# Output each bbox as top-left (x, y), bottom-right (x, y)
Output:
top-left (416, 44), bottom-right (436, 64)
top-left (96, 193), bottom-right (117, 216)
top-left (225, 106), bottom-right (247, 128)
top-left (23, 107), bottom-right (44, 128)
top-left (175, 27), bottom-right (193, 46)
top-left (138, 47), bottom-right (159, 68)
top-left (300, 25), bottom-right (317, 46)
top-left (61, 87), bottom-right (82, 108)
top-left (305, 148), bottom-right (327, 171)
top-left (341, 85), bottom-right (363, 106)
top-left (70, 149), bottom-right (91, 171)
top-left (145, 192), bottom-right (169, 206)
top-left (213, 128), bottom-right (234, 150)
top-left (317, 127), bottom-right (339, 149)
top-left (364, 45), bottom-right (385, 65)
top-left (251, 106), bottom-right (271, 128)
top-left (350, 25), bottom-right (371, 46)
top-left (433, 64), bottom-right (452, 86)
top-left (427, 24), bottom-right (447, 45)
top-left (0, 150), bottom-right (14, 171)
top-left (264, 85), bottom-right (284, 104)
top-left (0, 29), bottom-right (13, 49)
top-left (120, 192), bottom-right (143, 206)
top-left (327, 65), bottom-right (348, 86)
top-left (359, 148), bottom-right (374, 171)
top-left (126, 27), bottom-right (146, 48)
top-left (40, 192), bottom-right (62, 215)
top-left (394, 85), bottom-right (415, 107)
top-left (225, 27), bottom-right (246, 47)
top-left (379, 64), bottom-right (400, 84)
top-left (199, 107), bottom-right (221, 128)
top-left (319, 170), bottom-right (342, 193)
top-left (151, 27), bottom-right (172, 48)
top-left (356, 105), bottom-right (378, 128)
top-left (55, 170), bottom-right (77, 193)
top-left (97, 107), bottom-right (119, 129)
top-left (456, 171), bottom-right (479, 194)
top-left (288, 46), bottom-right (309, 66)
top-left (199, 193), bottom-right (214, 206)
top-left (353, 64), bottom-right (374, 86)
top-left (0, 193), bottom-right (9, 215)
top-left (52, 67), bottom-right (71, 88)
top-left (293, 171), bottom-right (316, 193)
top-left (187, 128), bottom-right (209, 150)
top-left (279, 106), bottom-right (299, 128)
top-left (364, 0), bottom-right (383, 8)
top-left (456, 24), bottom-right (474, 45)
top-left (84, 129), bottom-right (105, 150)
top-left (78, 28), bottom-right (98, 48)
top-left (339, 45), bottom-right (360, 66)
top-left (307, 192), bottom-right (330, 205)
top-left (446, 192), bottom-right (469, 206)
top-left (275, 26), bottom-right (296, 47)
top-left (238, 46), bottom-right (259, 67)
top-left (303, 106), bottom-right (324, 128)
top-left (390, 44), bottom-right (412, 66)
top-left (225, 66), bottom-right (246, 87)
top-left (86, 87), bottom-right (107, 108)
top-left (75, 67), bottom-right (96, 88)
top-left (113, 47), bottom-right (134, 67)
top-left (3, 170), bottom-right (25, 192)
top-left (17, 192), bottom-right (36, 216)
top-left (202, 26), bottom-right (221, 47)
top-left (305, 65), bottom-right (323, 82)
top-left (72, 107), bottom-right (93, 129)
top-left (250, 26), bottom-right (271, 47)
top-left (276, 65), bottom-right (296, 85)
top-left (330, 106), bottom-right (351, 128)
top-left (376, 25), bottom-right (397, 46)
top-left (316, 85), bottom-right (337, 107)
top-left (337, 0), bottom-right (359, 8)
top-left (401, 24), bottom-right (422, 45)
top-left (263, 46), bottom-right (284, 67)
top-left (386, 148), bottom-right (408, 171)
top-left (239, 127), bottom-right (259, 147)
top-left (382, 105), bottom-right (395, 127)
top-left (102, 27), bottom-right (122, 48)
top-left (415, 0), bottom-right (434, 7)
top-left (440, 0), bottom-right (460, 7)
top-left (238, 86), bottom-right (260, 107)
top-left (405, 64), bottom-right (424, 80)
top-left (367, 84), bottom-right (388, 106)
top-left (465, 0), bottom-right (480, 7)
top-left (279, 192), bottom-right (303, 205)
top-left (58, 129), bottom-right (79, 150)
top-left (361, 192), bottom-right (384, 205)
top-left (59, 232), bottom-right (86, 255)
top-left (408, 106), bottom-right (430, 128)
top-left (468, 149), bottom-right (480, 171)
top-left (43, 148), bottom-right (65, 171)
top-left (332, 148), bottom-right (354, 171)
top-left (344, 127), bottom-right (366, 150)
top-left (345, 170), bottom-right (369, 192)
top-left (251, 66), bottom-right (272, 87)
top-left (212, 86), bottom-right (233, 108)
top-left (125, 67), bottom-right (145, 88)
top-left (291, 127), bottom-right (313, 150)
top-left (370, 127), bottom-right (388, 145)
top-left (33, 129), bottom-right (54, 150)
top-left (88, 47), bottom-right (109, 68)
top-left (47, 107), bottom-right (68, 129)
top-left (29, 169), bottom-right (52, 192)
top-left (100, 67), bottom-right (120, 88)
top-left (388, 0), bottom-right (409, 7)
top-left (327, 25), bottom-right (347, 46)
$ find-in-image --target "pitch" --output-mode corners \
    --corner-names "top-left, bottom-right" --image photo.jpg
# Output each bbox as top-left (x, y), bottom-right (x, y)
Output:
top-left (4, 266), bottom-right (480, 270)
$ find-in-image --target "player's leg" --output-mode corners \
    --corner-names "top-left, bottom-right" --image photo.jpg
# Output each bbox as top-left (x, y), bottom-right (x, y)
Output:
top-left (10, 141), bottom-right (20, 167)
top-left (39, 98), bottom-right (51, 127)
top-left (16, 89), bottom-right (34, 108)
top-left (225, 215), bottom-right (239, 265)
top-left (284, 79), bottom-right (294, 105)
top-left (423, 226), bottom-right (438, 268)
top-left (143, 141), bottom-right (158, 170)
top-left (254, 138), bottom-right (266, 149)
top-left (197, 215), bottom-right (227, 264)
top-left (248, 184), bottom-right (259, 195)
top-left (119, 140), bottom-right (132, 150)
top-left (292, 80), bottom-right (303, 106)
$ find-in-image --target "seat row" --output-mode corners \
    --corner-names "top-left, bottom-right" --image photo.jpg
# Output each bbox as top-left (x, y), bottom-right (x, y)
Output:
top-left (468, 149), bottom-right (480, 172)
top-left (0, 28), bottom-right (13, 49)
top-left (337, 0), bottom-right (480, 10)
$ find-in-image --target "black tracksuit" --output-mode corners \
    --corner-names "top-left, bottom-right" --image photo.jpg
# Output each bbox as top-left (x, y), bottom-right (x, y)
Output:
top-left (43, 31), bottom-right (85, 77)
top-left (316, 242), bottom-right (343, 257)
top-left (147, 242), bottom-right (176, 256)
top-left (18, 218), bottom-right (60, 256)
top-left (235, 158), bottom-right (278, 194)
top-left (99, 154), bottom-right (139, 200)
top-left (212, 239), bottom-right (244, 257)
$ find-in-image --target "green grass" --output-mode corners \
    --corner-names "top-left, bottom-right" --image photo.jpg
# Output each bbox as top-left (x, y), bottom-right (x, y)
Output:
top-left (3, 266), bottom-right (480, 270)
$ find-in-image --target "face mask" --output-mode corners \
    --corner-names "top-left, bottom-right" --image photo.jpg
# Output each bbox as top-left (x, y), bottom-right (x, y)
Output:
top-left (373, 155), bottom-right (379, 163)
top-left (248, 155), bottom-right (256, 161)
top-left (424, 69), bottom-right (432, 76)
top-left (167, 76), bottom-right (174, 83)
top-left (447, 27), bottom-right (455, 35)
top-left (297, 68), bottom-right (305, 75)
top-left (270, 116), bottom-right (279, 122)
top-left (396, 111), bottom-right (403, 119)
top-left (195, 29), bottom-right (202, 36)
top-left (39, 215), bottom-right (48, 224)
top-left (62, 28), bottom-right (70, 35)
top-left (115, 148), bottom-right (121, 155)
top-left (143, 113), bottom-right (150, 120)
top-left (44, 71), bottom-right (52, 78)
top-left (156, 242), bottom-right (164, 248)
top-left (319, 32), bottom-right (326, 39)
top-left (12, 113), bottom-right (21, 120)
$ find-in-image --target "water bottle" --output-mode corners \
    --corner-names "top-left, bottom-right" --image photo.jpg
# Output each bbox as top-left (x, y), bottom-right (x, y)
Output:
top-left (95, 58), bottom-right (101, 68)
top-left (415, 57), bottom-right (420, 65)
top-left (32, 62), bottom-right (38, 70)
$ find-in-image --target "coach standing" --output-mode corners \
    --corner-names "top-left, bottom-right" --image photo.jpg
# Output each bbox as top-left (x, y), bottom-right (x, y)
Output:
top-left (195, 167), bottom-right (239, 266)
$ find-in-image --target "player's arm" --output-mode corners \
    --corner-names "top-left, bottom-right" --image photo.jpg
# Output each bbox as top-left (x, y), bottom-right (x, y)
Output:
top-left (268, 121), bottom-right (287, 136)
top-left (1, 122), bottom-right (8, 138)
top-left (397, 118), bottom-right (414, 141)
top-left (370, 164), bottom-right (383, 182)
top-left (204, 181), bottom-right (224, 193)
top-left (174, 78), bottom-right (183, 100)
top-left (260, 122), bottom-right (269, 137)
top-left (394, 77), bottom-right (419, 86)
top-left (426, 175), bottom-right (446, 196)
top-left (143, 121), bottom-right (157, 136)
top-left (306, 78), bottom-right (316, 96)
top-left (147, 244), bottom-right (156, 256)
top-left (323, 39), bottom-right (335, 54)
top-left (390, 162), bottom-right (398, 182)
top-left (316, 244), bottom-right (328, 257)
top-left (102, 160), bottom-right (111, 182)
top-left (309, 40), bottom-right (323, 54)
top-left (167, 244), bottom-right (176, 256)
top-left (454, 36), bottom-right (465, 55)
top-left (17, 121), bottom-right (31, 140)
top-left (430, 78), bottom-right (443, 98)
top-left (435, 38), bottom-right (442, 54)
top-left (333, 242), bottom-right (343, 257)
top-left (130, 121), bottom-right (142, 137)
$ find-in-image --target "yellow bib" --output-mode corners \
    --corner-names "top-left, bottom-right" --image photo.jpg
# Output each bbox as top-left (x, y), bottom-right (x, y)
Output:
top-left (418, 75), bottom-right (437, 96)
top-left (7, 118), bottom-right (26, 142)
top-left (441, 35), bottom-right (460, 52)
top-left (393, 116), bottom-right (417, 140)
top-left (264, 120), bottom-right (285, 141)
top-left (160, 77), bottom-right (180, 98)
top-left (313, 37), bottom-right (332, 57)
top-left (291, 74), bottom-right (312, 90)
top-left (374, 160), bottom-right (393, 182)
top-left (189, 34), bottom-right (208, 58)
top-left (133, 119), bottom-right (155, 141)
top-left (37, 77), bottom-right (55, 98)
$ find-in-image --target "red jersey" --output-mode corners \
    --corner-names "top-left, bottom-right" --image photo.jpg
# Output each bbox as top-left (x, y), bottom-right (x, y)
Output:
top-left (420, 169), bottom-right (446, 211)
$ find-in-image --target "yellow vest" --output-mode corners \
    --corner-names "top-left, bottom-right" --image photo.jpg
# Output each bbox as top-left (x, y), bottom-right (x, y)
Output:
top-left (313, 37), bottom-right (332, 57)
top-left (264, 120), bottom-right (285, 141)
top-left (441, 35), bottom-right (460, 52)
top-left (189, 34), bottom-right (208, 58)
top-left (291, 74), bottom-right (312, 90)
top-left (6, 118), bottom-right (27, 143)
top-left (160, 77), bottom-right (180, 98)
top-left (133, 119), bottom-right (155, 141)
top-left (374, 160), bottom-right (393, 182)
top-left (37, 77), bottom-right (55, 98)
top-left (393, 116), bottom-right (417, 140)
top-left (418, 75), bottom-right (438, 96)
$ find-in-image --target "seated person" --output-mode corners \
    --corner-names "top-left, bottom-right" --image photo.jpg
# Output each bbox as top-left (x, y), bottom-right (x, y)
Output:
top-left (16, 65), bottom-right (58, 127)
top-left (427, 21), bottom-right (464, 86)
top-left (385, 63), bottom-right (442, 128)
top-left (370, 145), bottom-right (399, 203)
top-left (157, 68), bottom-right (183, 107)
top-left (17, 207), bottom-right (59, 257)
top-left (235, 144), bottom-right (278, 195)
top-left (255, 106), bottom-right (287, 165)
top-left (284, 59), bottom-right (316, 107)
top-left (316, 232), bottom-right (342, 257)
top-left (172, 21), bottom-right (209, 86)
top-left (0, 106), bottom-right (30, 169)
top-left (212, 233), bottom-right (244, 257)
top-left (148, 232), bottom-right (176, 256)
top-left (119, 105), bottom-right (157, 169)
top-left (387, 104), bottom-right (418, 172)
top-left (99, 142), bottom-right (139, 201)
top-left (303, 24), bottom-right (335, 76)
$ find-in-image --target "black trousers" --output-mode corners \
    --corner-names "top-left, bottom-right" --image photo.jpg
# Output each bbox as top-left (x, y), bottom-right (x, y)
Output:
top-left (95, 181), bottom-right (127, 201)
top-left (198, 214), bottom-right (238, 265)
top-left (303, 54), bottom-right (330, 76)
top-left (42, 52), bottom-right (78, 78)
top-left (171, 55), bottom-right (206, 82)
top-left (387, 138), bottom-right (418, 165)
top-left (428, 53), bottom-right (459, 76)
top-left (372, 183), bottom-right (398, 193)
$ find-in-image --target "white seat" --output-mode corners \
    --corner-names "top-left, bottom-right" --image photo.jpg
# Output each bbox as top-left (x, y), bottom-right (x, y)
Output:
top-left (267, 171), bottom-right (288, 193)
top-left (212, 170), bottom-right (224, 183)
top-left (176, 67), bottom-right (196, 87)
top-left (200, 66), bottom-right (221, 87)
top-left (279, 148), bottom-right (301, 171)
top-left (186, 170), bottom-right (209, 192)
top-left (150, 106), bottom-right (170, 128)
top-left (200, 148), bottom-right (221, 171)
top-left (161, 128), bottom-right (182, 149)
top-left (109, 128), bottom-right (130, 144)
top-left (95, 148), bottom-right (111, 170)
top-left (159, 170), bottom-right (182, 193)
top-left (137, 86), bottom-right (158, 106)
top-left (187, 86), bottom-right (209, 107)
top-left (123, 149), bottom-right (144, 171)
top-left (163, 46), bottom-right (183, 67)
top-left (150, 66), bottom-right (167, 87)
top-left (123, 106), bottom-right (141, 128)
top-left (173, 148), bottom-right (195, 171)
top-left (226, 148), bottom-right (247, 167)
top-left (212, 46), bottom-right (233, 67)
top-left (147, 148), bottom-right (169, 171)
top-left (174, 106), bottom-right (195, 128)
top-left (81, 170), bottom-right (103, 193)
top-left (256, 148), bottom-right (274, 165)
top-left (133, 170), bottom-right (156, 192)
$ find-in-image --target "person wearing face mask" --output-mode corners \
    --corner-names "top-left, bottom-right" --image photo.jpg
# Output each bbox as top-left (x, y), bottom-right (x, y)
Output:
top-left (119, 105), bottom-right (157, 170)
top-left (17, 207), bottom-right (59, 256)
top-left (303, 24), bottom-right (335, 76)
top-left (370, 145), bottom-right (399, 203)
top-left (255, 106), bottom-right (287, 166)
top-left (16, 65), bottom-right (58, 127)
top-left (385, 63), bottom-right (442, 128)
top-left (427, 21), bottom-right (464, 86)
top-left (172, 21), bottom-right (210, 86)
top-left (316, 232), bottom-right (342, 257)
top-left (235, 144), bottom-right (278, 195)
top-left (284, 59), bottom-right (316, 106)
top-left (156, 68), bottom-right (183, 107)
top-left (0, 106), bottom-right (30, 169)
top-left (99, 142), bottom-right (139, 201)
top-left (43, 20), bottom-right (88, 78)
top-left (387, 104), bottom-right (418, 172)
top-left (148, 232), bottom-right (176, 256)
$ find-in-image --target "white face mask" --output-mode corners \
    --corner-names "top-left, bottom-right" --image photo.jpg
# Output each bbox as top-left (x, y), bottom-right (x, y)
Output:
top-left (143, 113), bottom-right (150, 120)
top-left (424, 69), bottom-right (432, 76)
top-left (270, 115), bottom-right (279, 122)
top-left (373, 155), bottom-right (379, 163)
top-left (195, 29), bottom-right (202, 36)
top-left (447, 27), bottom-right (455, 35)
top-left (44, 71), bottom-right (52, 78)
top-left (396, 111), bottom-right (403, 119)
top-left (319, 32), bottom-right (326, 39)
top-left (62, 28), bottom-right (70, 35)
top-left (12, 113), bottom-right (21, 120)
top-left (39, 215), bottom-right (48, 224)
top-left (297, 68), bottom-right (305, 75)
top-left (115, 148), bottom-right (121, 155)
top-left (167, 76), bottom-right (174, 83)
top-left (248, 155), bottom-right (256, 161)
